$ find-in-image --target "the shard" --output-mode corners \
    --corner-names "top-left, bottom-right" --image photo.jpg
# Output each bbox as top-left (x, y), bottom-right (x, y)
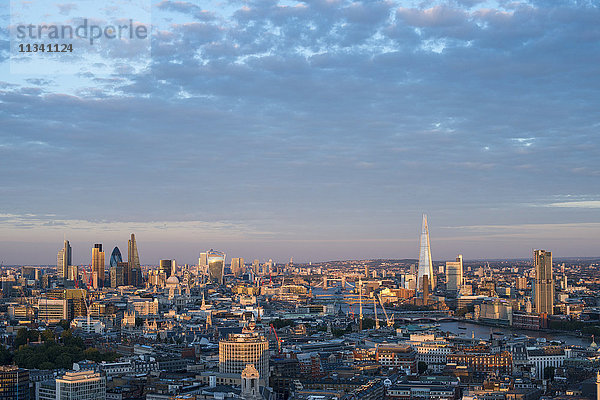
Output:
top-left (417, 214), bottom-right (434, 292)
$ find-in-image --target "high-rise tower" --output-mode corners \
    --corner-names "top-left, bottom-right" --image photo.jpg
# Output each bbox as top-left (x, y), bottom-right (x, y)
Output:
top-left (417, 214), bottom-right (434, 291)
top-left (109, 247), bottom-right (122, 268)
top-left (445, 254), bottom-right (463, 297)
top-left (534, 249), bottom-right (554, 315)
top-left (128, 233), bottom-right (141, 286)
top-left (57, 240), bottom-right (72, 280)
top-left (231, 257), bottom-right (244, 277)
top-left (207, 250), bottom-right (226, 285)
top-left (91, 244), bottom-right (105, 289)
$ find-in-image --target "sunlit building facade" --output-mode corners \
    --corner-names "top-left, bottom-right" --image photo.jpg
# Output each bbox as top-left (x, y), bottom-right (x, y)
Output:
top-left (534, 249), bottom-right (554, 315)
top-left (208, 250), bottom-right (226, 285)
top-left (219, 331), bottom-right (269, 382)
top-left (417, 214), bottom-right (434, 292)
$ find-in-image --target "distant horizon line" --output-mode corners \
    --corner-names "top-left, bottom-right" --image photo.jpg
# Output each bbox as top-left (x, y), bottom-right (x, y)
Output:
top-left (3, 255), bottom-right (599, 268)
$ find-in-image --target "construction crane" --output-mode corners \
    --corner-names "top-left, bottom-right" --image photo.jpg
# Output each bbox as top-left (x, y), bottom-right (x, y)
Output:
top-left (358, 278), bottom-right (363, 330)
top-left (269, 324), bottom-right (282, 354)
top-left (348, 304), bottom-right (355, 319)
top-left (376, 293), bottom-right (394, 327)
top-left (373, 297), bottom-right (380, 329)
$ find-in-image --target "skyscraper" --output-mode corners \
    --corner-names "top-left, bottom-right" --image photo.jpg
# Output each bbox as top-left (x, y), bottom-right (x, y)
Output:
top-left (534, 249), bottom-right (554, 315)
top-left (109, 246), bottom-right (122, 268)
top-left (445, 254), bottom-right (463, 297)
top-left (231, 257), bottom-right (244, 277)
top-left (91, 244), bottom-right (105, 289)
top-left (417, 214), bottom-right (434, 291)
top-left (198, 252), bottom-right (208, 275)
top-left (159, 259), bottom-right (176, 277)
top-left (109, 246), bottom-right (125, 288)
top-left (128, 234), bottom-right (140, 286)
top-left (57, 240), bottom-right (72, 280)
top-left (207, 250), bottom-right (226, 285)
top-left (219, 331), bottom-right (269, 382)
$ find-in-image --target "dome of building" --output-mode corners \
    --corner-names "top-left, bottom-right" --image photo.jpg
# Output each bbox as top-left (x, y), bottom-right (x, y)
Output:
top-left (166, 275), bottom-right (180, 285)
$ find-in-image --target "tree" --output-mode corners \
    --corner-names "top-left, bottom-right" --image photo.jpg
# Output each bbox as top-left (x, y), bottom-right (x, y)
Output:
top-left (544, 366), bottom-right (555, 381)
top-left (41, 330), bottom-right (55, 342)
top-left (361, 318), bottom-right (376, 330)
top-left (418, 361), bottom-right (428, 375)
top-left (271, 319), bottom-right (295, 329)
top-left (58, 320), bottom-right (70, 331)
top-left (0, 346), bottom-right (12, 365)
top-left (15, 328), bottom-right (40, 348)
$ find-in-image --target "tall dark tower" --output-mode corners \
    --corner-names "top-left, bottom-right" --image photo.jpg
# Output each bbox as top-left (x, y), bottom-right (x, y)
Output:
top-left (534, 249), bottom-right (554, 315)
top-left (128, 233), bottom-right (140, 286)
top-left (57, 240), bottom-right (72, 279)
top-left (91, 243), bottom-right (105, 289)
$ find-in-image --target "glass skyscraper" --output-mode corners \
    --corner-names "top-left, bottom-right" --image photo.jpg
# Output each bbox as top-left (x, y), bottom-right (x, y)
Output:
top-left (57, 240), bottom-right (72, 280)
top-left (110, 246), bottom-right (122, 268)
top-left (207, 249), bottom-right (226, 285)
top-left (417, 214), bottom-right (434, 292)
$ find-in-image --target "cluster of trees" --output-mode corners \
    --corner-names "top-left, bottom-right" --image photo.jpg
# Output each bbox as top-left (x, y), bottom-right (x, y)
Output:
top-left (2, 327), bottom-right (119, 370)
top-left (549, 320), bottom-right (600, 336)
top-left (271, 318), bottom-right (295, 329)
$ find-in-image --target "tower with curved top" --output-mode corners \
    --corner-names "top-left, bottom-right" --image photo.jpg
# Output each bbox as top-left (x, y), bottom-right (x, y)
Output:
top-left (110, 247), bottom-right (122, 268)
top-left (207, 250), bottom-right (226, 285)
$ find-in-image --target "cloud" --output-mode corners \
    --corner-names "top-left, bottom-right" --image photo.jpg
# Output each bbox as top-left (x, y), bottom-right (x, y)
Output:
top-left (547, 201), bottom-right (600, 209)
top-left (0, 0), bottom-right (599, 261)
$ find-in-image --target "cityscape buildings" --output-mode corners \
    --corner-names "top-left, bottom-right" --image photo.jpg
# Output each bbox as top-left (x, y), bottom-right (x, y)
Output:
top-left (231, 257), bottom-right (245, 277)
top-left (0, 219), bottom-right (599, 400)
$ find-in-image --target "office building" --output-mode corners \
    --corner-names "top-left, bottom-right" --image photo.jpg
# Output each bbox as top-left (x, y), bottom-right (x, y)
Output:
top-left (534, 249), bottom-right (554, 315)
top-left (208, 249), bottom-right (226, 285)
top-left (57, 240), bottom-right (72, 280)
top-left (128, 234), bottom-right (140, 286)
top-left (110, 262), bottom-right (126, 288)
top-left (91, 244), bottom-right (105, 289)
top-left (219, 331), bottom-right (269, 382)
top-left (231, 257), bottom-right (245, 277)
top-left (109, 246), bottom-right (122, 268)
top-left (56, 370), bottom-right (105, 400)
top-left (445, 254), bottom-right (463, 297)
top-left (417, 214), bottom-right (434, 291)
top-left (159, 259), bottom-right (176, 278)
top-left (199, 252), bottom-right (208, 275)
top-left (38, 298), bottom-right (69, 324)
top-left (0, 365), bottom-right (29, 400)
top-left (48, 288), bottom-right (87, 318)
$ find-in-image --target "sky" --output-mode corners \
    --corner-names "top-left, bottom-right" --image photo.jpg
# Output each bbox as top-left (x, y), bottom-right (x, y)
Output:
top-left (0, 0), bottom-right (599, 265)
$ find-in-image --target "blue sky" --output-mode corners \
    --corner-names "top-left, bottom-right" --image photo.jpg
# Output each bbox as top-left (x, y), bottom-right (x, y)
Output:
top-left (1, 0), bottom-right (599, 265)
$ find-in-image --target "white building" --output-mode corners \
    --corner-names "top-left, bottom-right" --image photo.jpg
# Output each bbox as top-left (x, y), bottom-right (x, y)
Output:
top-left (56, 370), bottom-right (106, 400)
top-left (527, 347), bottom-right (566, 379)
top-left (70, 317), bottom-right (105, 334)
